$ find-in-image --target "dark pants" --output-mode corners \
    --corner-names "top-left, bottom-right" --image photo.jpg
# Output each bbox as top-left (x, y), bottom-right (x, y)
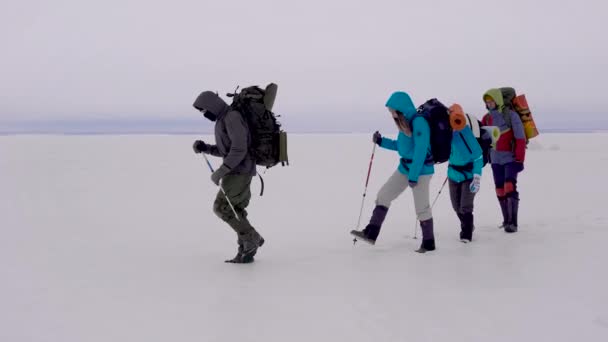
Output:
top-left (449, 179), bottom-right (476, 215)
top-left (213, 174), bottom-right (255, 235)
top-left (491, 162), bottom-right (523, 228)
top-left (491, 162), bottom-right (524, 194)
top-left (449, 179), bottom-right (476, 240)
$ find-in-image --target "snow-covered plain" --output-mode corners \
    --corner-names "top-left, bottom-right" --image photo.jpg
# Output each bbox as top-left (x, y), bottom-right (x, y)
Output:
top-left (1, 133), bottom-right (607, 341)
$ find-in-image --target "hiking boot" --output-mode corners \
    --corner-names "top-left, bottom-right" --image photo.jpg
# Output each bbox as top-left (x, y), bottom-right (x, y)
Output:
top-left (351, 224), bottom-right (380, 245)
top-left (241, 229), bottom-right (264, 259)
top-left (416, 218), bottom-right (436, 253)
top-left (351, 205), bottom-right (388, 245)
top-left (416, 239), bottom-right (436, 253)
top-left (504, 195), bottom-right (519, 233)
top-left (498, 196), bottom-right (509, 229)
top-left (460, 212), bottom-right (474, 242)
top-left (504, 224), bottom-right (518, 233)
top-left (225, 244), bottom-right (251, 263)
top-left (226, 230), bottom-right (264, 263)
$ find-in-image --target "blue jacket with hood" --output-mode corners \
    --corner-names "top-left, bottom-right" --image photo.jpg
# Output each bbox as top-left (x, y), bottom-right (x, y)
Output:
top-left (448, 125), bottom-right (483, 183)
top-left (379, 92), bottom-right (434, 182)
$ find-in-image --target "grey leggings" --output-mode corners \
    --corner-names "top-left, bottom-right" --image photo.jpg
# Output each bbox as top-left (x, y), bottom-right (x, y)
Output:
top-left (376, 170), bottom-right (433, 221)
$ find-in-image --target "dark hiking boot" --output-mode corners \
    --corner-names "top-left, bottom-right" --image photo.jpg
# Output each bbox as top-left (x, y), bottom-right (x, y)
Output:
top-left (416, 218), bottom-right (436, 253)
top-left (226, 230), bottom-right (264, 263)
top-left (505, 194), bottom-right (520, 233)
top-left (416, 239), bottom-right (436, 253)
top-left (351, 205), bottom-right (389, 245)
top-left (351, 224), bottom-right (380, 245)
top-left (460, 212), bottom-right (474, 242)
top-left (225, 244), bottom-right (251, 263)
top-left (498, 196), bottom-right (509, 229)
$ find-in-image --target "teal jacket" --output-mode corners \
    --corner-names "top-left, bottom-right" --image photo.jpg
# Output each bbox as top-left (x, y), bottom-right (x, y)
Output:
top-left (448, 126), bottom-right (483, 183)
top-left (380, 92), bottom-right (434, 182)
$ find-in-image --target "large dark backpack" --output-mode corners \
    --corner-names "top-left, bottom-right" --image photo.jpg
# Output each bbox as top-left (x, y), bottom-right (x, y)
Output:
top-left (499, 87), bottom-right (516, 128)
top-left (499, 86), bottom-right (539, 141)
top-left (227, 83), bottom-right (288, 169)
top-left (413, 98), bottom-right (452, 164)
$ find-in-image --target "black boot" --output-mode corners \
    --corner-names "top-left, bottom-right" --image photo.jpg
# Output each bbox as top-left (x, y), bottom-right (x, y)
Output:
top-left (498, 196), bottom-right (509, 229)
top-left (351, 205), bottom-right (388, 245)
top-left (416, 218), bottom-right (436, 253)
top-left (505, 195), bottom-right (519, 233)
top-left (226, 230), bottom-right (265, 263)
top-left (460, 212), bottom-right (474, 242)
top-left (225, 243), bottom-right (247, 264)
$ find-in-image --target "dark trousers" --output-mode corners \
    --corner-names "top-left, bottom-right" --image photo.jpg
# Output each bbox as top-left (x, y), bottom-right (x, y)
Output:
top-left (449, 179), bottom-right (476, 240)
top-left (491, 162), bottom-right (523, 228)
top-left (213, 174), bottom-right (255, 235)
top-left (449, 179), bottom-right (476, 215)
top-left (491, 162), bottom-right (524, 193)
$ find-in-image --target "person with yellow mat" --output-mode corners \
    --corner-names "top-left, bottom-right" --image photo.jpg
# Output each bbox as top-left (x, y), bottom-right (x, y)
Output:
top-left (481, 89), bottom-right (527, 233)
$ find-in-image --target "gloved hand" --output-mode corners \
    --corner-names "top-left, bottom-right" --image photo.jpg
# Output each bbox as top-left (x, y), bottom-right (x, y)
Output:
top-left (211, 164), bottom-right (231, 186)
top-left (373, 131), bottom-right (382, 145)
top-left (469, 174), bottom-right (481, 193)
top-left (408, 180), bottom-right (418, 188)
top-left (193, 140), bottom-right (209, 154)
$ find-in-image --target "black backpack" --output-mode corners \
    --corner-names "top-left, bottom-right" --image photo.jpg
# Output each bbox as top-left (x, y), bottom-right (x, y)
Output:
top-left (499, 87), bottom-right (516, 128)
top-left (227, 84), bottom-right (288, 168)
top-left (413, 99), bottom-right (452, 164)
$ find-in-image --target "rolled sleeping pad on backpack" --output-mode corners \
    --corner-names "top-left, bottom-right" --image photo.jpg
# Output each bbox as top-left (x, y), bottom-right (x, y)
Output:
top-left (481, 126), bottom-right (500, 147)
top-left (465, 113), bottom-right (481, 138)
top-left (264, 83), bottom-right (278, 111)
top-left (512, 94), bottom-right (539, 139)
top-left (448, 104), bottom-right (467, 131)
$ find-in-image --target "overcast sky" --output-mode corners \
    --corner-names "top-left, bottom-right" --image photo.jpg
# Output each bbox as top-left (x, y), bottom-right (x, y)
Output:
top-left (1, 0), bottom-right (607, 131)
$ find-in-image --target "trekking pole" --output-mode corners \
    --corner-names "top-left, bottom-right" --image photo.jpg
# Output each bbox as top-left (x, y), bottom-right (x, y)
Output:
top-left (202, 154), bottom-right (240, 221)
top-left (356, 143), bottom-right (377, 229)
top-left (413, 176), bottom-right (448, 239)
top-left (352, 143), bottom-right (377, 244)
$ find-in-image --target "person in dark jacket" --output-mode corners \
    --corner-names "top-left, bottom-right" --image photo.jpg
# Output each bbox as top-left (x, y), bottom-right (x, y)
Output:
top-left (192, 91), bottom-right (264, 263)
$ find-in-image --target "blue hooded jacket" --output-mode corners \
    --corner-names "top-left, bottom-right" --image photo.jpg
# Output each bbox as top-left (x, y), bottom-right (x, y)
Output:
top-left (448, 125), bottom-right (483, 183)
top-left (380, 92), bottom-right (434, 182)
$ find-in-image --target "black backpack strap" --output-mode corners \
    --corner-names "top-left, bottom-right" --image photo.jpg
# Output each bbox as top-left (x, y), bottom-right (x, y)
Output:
top-left (257, 173), bottom-right (265, 196)
top-left (501, 109), bottom-right (513, 128)
top-left (459, 132), bottom-right (472, 154)
top-left (400, 158), bottom-right (411, 172)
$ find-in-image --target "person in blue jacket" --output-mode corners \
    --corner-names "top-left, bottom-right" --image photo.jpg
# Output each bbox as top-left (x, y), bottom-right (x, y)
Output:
top-left (351, 91), bottom-right (436, 253)
top-left (447, 104), bottom-right (483, 243)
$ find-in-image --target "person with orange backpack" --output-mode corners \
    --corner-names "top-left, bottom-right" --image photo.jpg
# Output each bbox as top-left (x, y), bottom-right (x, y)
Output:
top-left (446, 104), bottom-right (484, 242)
top-left (481, 89), bottom-right (526, 233)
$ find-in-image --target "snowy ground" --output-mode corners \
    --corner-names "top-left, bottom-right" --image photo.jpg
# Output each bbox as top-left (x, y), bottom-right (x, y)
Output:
top-left (1, 133), bottom-right (607, 341)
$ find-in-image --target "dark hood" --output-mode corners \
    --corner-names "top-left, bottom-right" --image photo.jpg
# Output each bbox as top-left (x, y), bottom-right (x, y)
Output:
top-left (193, 91), bottom-right (229, 121)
